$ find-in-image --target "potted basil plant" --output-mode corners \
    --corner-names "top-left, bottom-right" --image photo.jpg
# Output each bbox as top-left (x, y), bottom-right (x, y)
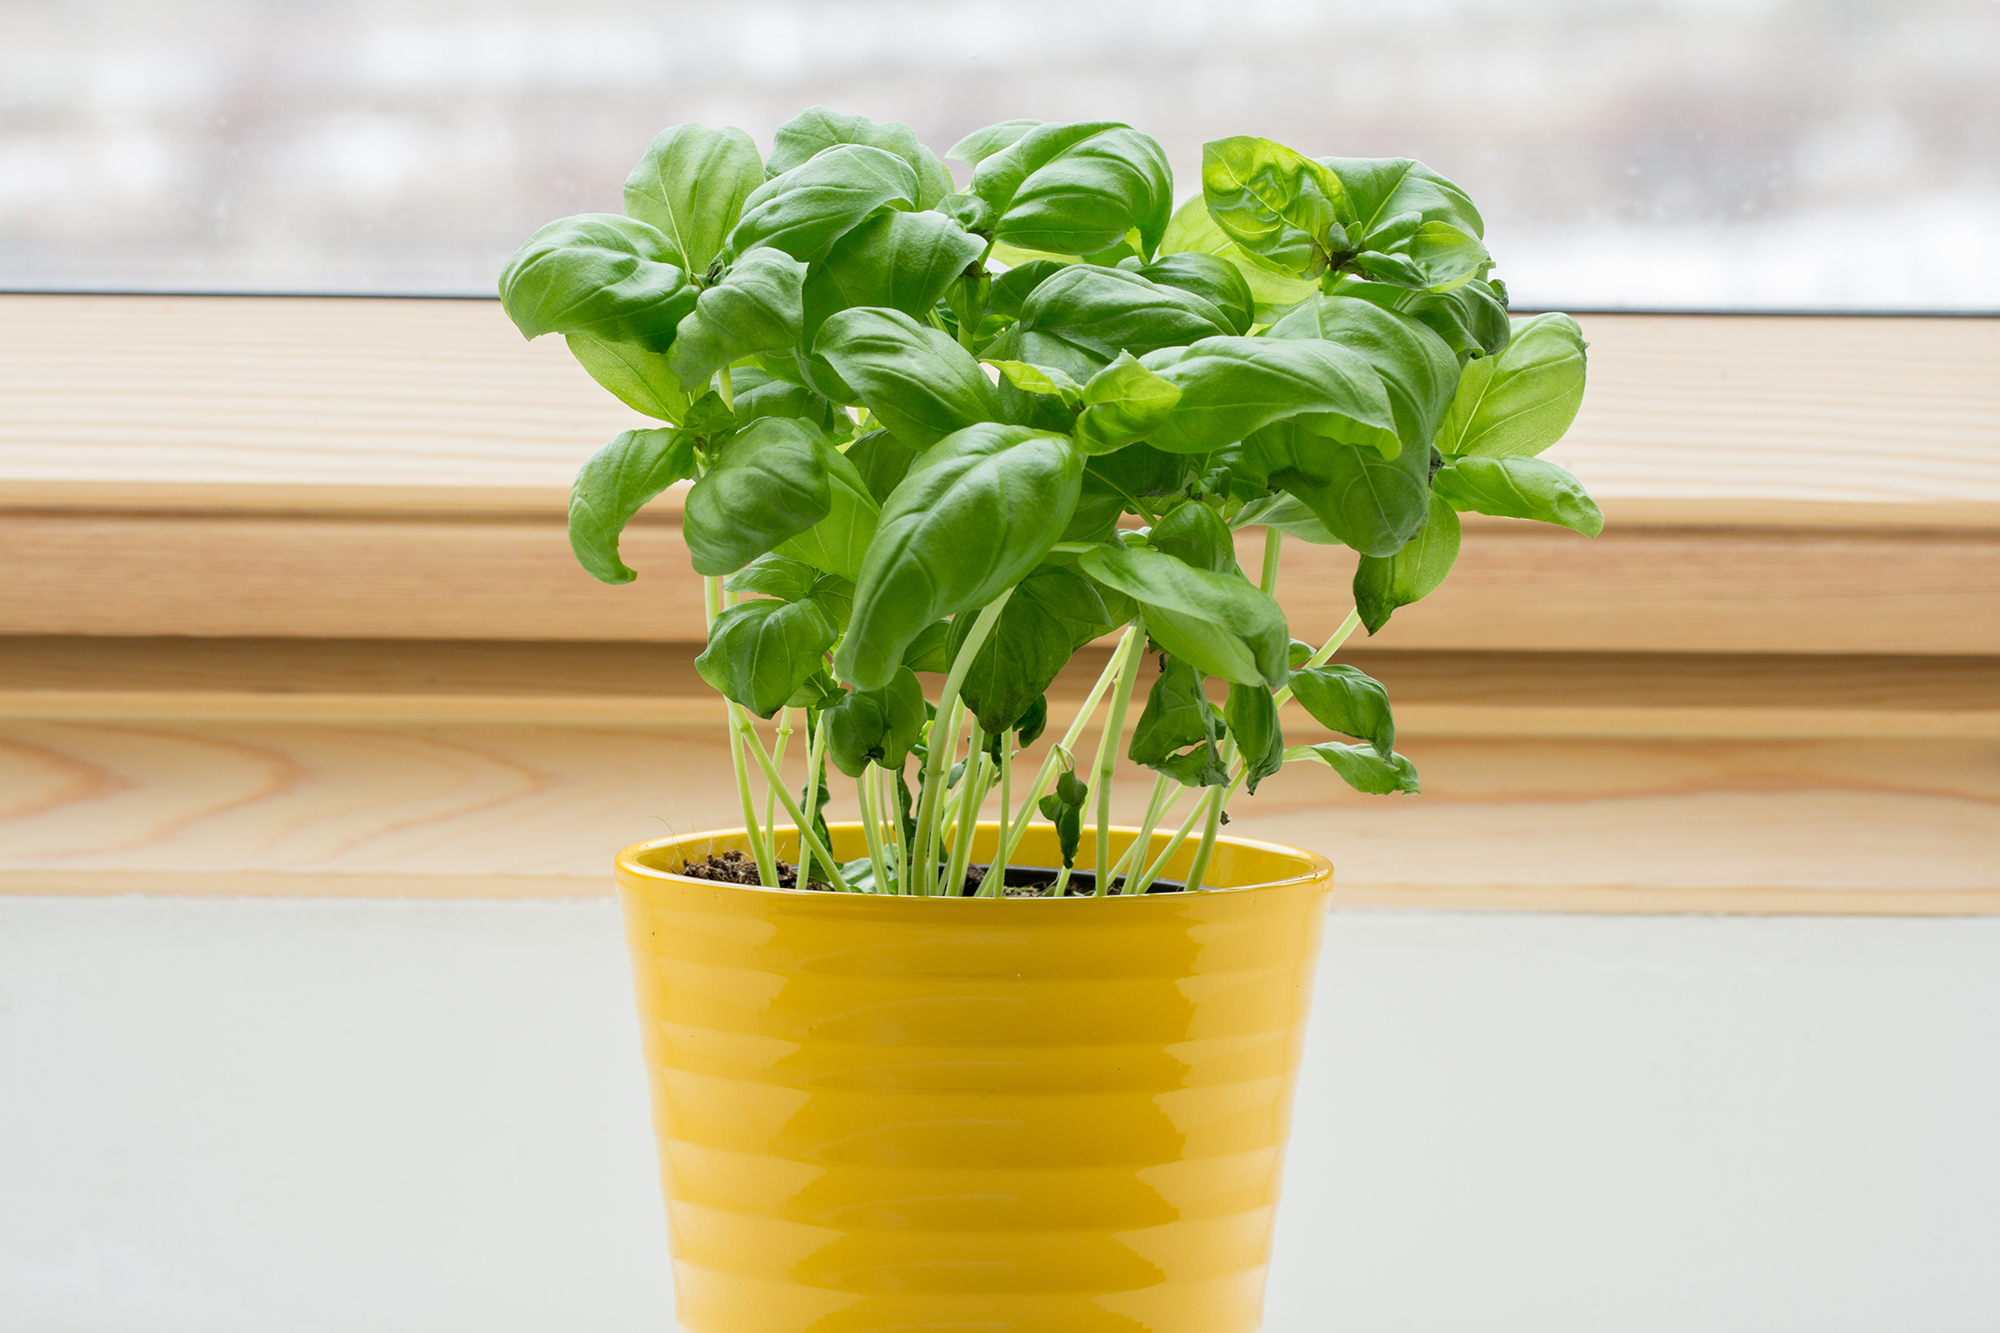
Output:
top-left (500, 108), bottom-right (1593, 1333)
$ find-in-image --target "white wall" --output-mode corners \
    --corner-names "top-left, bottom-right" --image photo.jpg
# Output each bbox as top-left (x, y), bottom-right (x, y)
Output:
top-left (3, 899), bottom-right (1996, 1332)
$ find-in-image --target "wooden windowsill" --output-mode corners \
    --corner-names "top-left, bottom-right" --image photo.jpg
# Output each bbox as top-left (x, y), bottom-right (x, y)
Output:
top-left (2, 296), bottom-right (1996, 910)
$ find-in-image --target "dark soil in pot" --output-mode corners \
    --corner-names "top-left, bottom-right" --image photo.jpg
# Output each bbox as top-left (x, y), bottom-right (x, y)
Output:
top-left (678, 850), bottom-right (1187, 896)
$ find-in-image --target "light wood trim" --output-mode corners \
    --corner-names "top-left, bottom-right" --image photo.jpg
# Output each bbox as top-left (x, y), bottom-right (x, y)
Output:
top-left (7, 508), bottom-right (1995, 652)
top-left (4, 296), bottom-right (1998, 524)
top-left (3, 641), bottom-right (1997, 738)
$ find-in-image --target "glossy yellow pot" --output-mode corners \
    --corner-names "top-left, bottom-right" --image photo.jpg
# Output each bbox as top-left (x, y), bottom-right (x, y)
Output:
top-left (616, 822), bottom-right (1334, 1333)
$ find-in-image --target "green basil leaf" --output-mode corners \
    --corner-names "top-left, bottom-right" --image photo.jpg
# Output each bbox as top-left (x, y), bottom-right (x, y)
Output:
top-left (1143, 336), bottom-right (1400, 459)
top-left (1077, 543), bottom-right (1288, 688)
top-left (813, 307), bottom-right (1002, 448)
top-left (1436, 313), bottom-right (1588, 458)
top-left (723, 552), bottom-right (820, 602)
top-left (563, 333), bottom-right (692, 423)
top-left (774, 440), bottom-right (881, 580)
top-left (1267, 294), bottom-right (1461, 457)
top-left (825, 665), bottom-right (927, 776)
top-left (1243, 421), bottom-right (1430, 558)
top-left (986, 359), bottom-right (1084, 405)
top-left (1285, 741), bottom-right (1421, 795)
top-left (1013, 264), bottom-right (1237, 374)
top-left (1074, 351), bottom-right (1182, 454)
top-left (1228, 492), bottom-right (1341, 546)
top-left (1129, 653), bottom-right (1223, 778)
top-left (726, 144), bottom-right (919, 264)
top-left (1287, 639), bottom-right (1315, 669)
top-left (935, 192), bottom-right (998, 234)
top-left (948, 119), bottom-right (1042, 168)
top-left (1037, 766), bottom-right (1087, 868)
top-left (948, 566), bottom-right (1112, 734)
top-left (968, 121), bottom-right (1174, 258)
top-left (1135, 252), bottom-right (1255, 336)
top-left (1014, 695), bottom-right (1049, 747)
top-left (845, 429), bottom-right (923, 504)
top-left (1158, 195), bottom-right (1319, 324)
top-left (1320, 157), bottom-right (1484, 243)
top-left (837, 424), bottom-right (1084, 690)
top-left (1352, 221), bottom-right (1493, 294)
top-left (498, 214), bottom-right (697, 351)
top-left (1435, 455), bottom-right (1603, 536)
top-left (566, 428), bottom-right (696, 585)
top-left (900, 621), bottom-right (954, 673)
top-left (1200, 136), bottom-right (1353, 276)
top-left (1225, 681), bottom-right (1284, 794)
top-left (802, 209), bottom-right (986, 351)
top-left (1354, 492), bottom-right (1461, 633)
top-left (665, 248), bottom-right (808, 389)
top-left (766, 106), bottom-right (953, 210)
top-left (726, 369), bottom-right (840, 433)
top-left (987, 258), bottom-right (1070, 321)
top-left (1289, 664), bottom-right (1395, 758)
top-left (682, 417), bottom-right (832, 576)
top-left (695, 597), bottom-right (838, 719)
top-left (622, 123), bottom-right (764, 274)
top-left (1334, 276), bottom-right (1512, 363)
top-left (1145, 500), bottom-right (1240, 575)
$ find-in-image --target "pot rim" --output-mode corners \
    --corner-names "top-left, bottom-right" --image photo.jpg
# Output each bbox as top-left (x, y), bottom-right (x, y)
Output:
top-left (615, 821), bottom-right (1332, 901)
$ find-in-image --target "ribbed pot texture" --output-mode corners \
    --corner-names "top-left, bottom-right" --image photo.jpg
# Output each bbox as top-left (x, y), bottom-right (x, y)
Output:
top-left (616, 822), bottom-right (1334, 1333)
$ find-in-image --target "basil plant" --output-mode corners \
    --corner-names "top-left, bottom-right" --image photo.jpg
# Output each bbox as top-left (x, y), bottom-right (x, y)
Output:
top-left (500, 108), bottom-right (1595, 897)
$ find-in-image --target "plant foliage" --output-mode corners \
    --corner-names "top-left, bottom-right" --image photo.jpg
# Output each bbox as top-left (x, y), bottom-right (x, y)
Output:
top-left (500, 107), bottom-right (1594, 894)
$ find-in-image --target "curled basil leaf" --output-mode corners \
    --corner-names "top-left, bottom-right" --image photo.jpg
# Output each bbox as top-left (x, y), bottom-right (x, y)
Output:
top-left (622, 123), bottom-right (764, 274)
top-left (695, 597), bottom-right (838, 719)
top-left (766, 106), bottom-right (954, 210)
top-left (966, 120), bottom-right (1174, 258)
top-left (666, 248), bottom-right (808, 390)
top-left (682, 418), bottom-right (832, 577)
top-left (837, 424), bottom-right (1083, 691)
top-left (1436, 313), bottom-right (1588, 458)
top-left (1078, 542), bottom-right (1288, 689)
top-left (1435, 455), bottom-right (1603, 536)
top-left (567, 428), bottom-right (697, 584)
top-left (1286, 741), bottom-right (1421, 795)
top-left (825, 666), bottom-right (927, 776)
top-left (726, 144), bottom-right (919, 264)
top-left (498, 214), bottom-right (696, 350)
top-left (1289, 664), bottom-right (1395, 759)
top-left (1353, 492), bottom-right (1461, 633)
top-left (814, 307), bottom-right (1003, 448)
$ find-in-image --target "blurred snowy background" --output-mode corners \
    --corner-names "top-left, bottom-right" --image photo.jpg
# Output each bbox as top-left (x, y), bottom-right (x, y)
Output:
top-left (2, 0), bottom-right (1997, 308)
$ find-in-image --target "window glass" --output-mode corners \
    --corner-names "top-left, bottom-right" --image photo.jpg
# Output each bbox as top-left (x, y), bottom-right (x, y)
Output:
top-left (4, 0), bottom-right (1995, 308)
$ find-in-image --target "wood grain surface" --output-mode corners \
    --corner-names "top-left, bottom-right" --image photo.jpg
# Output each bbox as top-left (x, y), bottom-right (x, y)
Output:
top-left (6, 296), bottom-right (1997, 518)
top-left (7, 508), bottom-right (1996, 652)
top-left (3, 640), bottom-right (1995, 912)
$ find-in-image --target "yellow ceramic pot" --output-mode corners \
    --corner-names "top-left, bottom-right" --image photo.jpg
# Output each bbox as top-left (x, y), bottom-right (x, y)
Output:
top-left (616, 822), bottom-right (1334, 1333)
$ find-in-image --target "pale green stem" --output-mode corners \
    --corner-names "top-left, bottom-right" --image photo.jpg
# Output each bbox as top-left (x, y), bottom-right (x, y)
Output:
top-left (1091, 624), bottom-right (1146, 888)
top-left (764, 706), bottom-right (794, 848)
top-left (1127, 792), bottom-right (1209, 895)
top-left (857, 763), bottom-right (890, 895)
top-left (706, 575), bottom-right (774, 885)
top-left (739, 721), bottom-right (850, 892)
top-left (999, 624), bottom-right (1140, 868)
top-left (993, 741), bottom-right (1011, 892)
top-left (796, 706), bottom-right (831, 888)
top-left (1181, 785), bottom-right (1227, 893)
top-left (910, 592), bottom-right (1015, 895)
top-left (715, 365), bottom-right (735, 412)
top-left (923, 705), bottom-right (966, 895)
top-left (885, 765), bottom-right (909, 894)
top-left (1113, 773), bottom-right (1178, 895)
top-left (1260, 527), bottom-right (1284, 596)
top-left (1050, 863), bottom-right (1074, 898)
top-left (943, 724), bottom-right (988, 897)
